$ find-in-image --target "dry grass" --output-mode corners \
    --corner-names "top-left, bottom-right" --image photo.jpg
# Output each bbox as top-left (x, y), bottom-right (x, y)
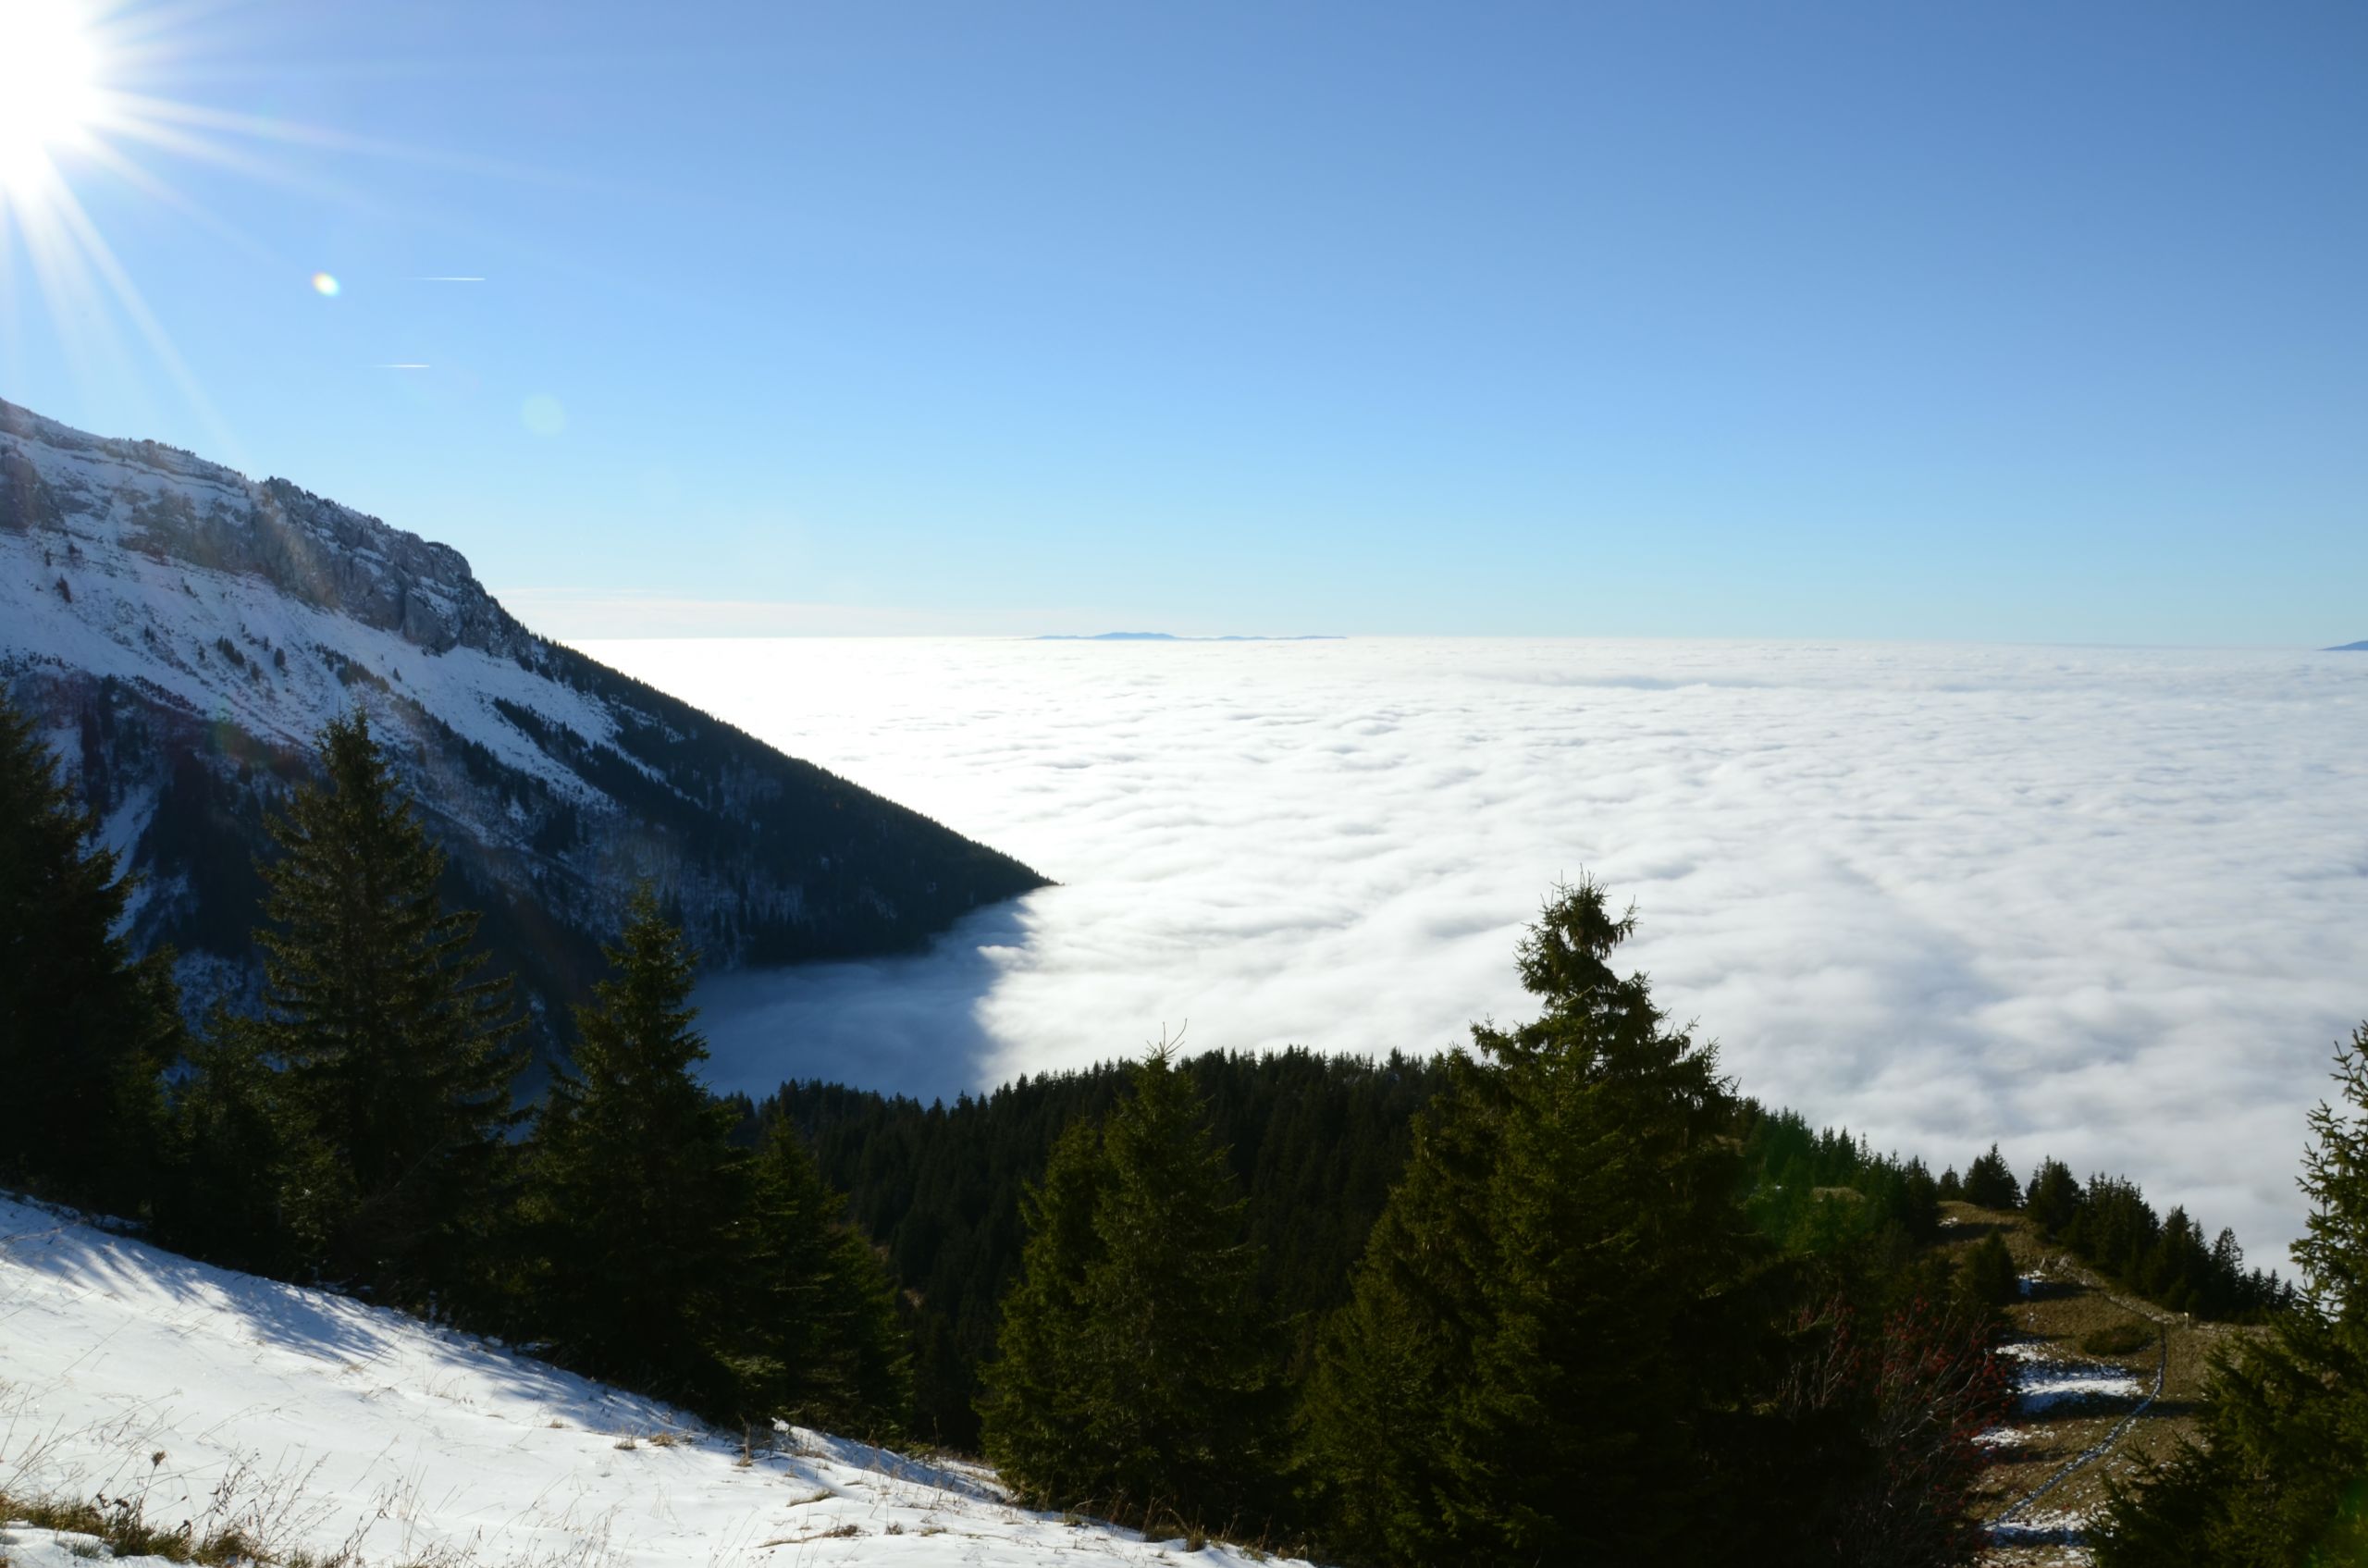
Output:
top-left (0, 1490), bottom-right (262, 1564)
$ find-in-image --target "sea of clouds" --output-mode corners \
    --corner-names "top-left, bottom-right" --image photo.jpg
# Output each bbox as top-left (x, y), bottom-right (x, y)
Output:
top-left (580, 637), bottom-right (2368, 1264)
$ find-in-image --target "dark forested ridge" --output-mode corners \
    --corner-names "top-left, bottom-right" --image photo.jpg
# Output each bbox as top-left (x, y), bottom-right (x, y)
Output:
top-left (752, 1056), bottom-right (2289, 1457)
top-left (750, 1048), bottom-right (1454, 1446)
top-left (0, 396), bottom-right (1046, 1058)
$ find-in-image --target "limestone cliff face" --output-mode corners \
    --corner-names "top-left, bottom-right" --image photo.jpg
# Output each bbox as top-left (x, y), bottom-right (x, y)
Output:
top-left (0, 398), bottom-right (1046, 1052)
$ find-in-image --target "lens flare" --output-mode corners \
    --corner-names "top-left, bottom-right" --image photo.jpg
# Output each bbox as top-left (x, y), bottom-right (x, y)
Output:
top-left (0, 0), bottom-right (564, 452)
top-left (522, 394), bottom-right (567, 437)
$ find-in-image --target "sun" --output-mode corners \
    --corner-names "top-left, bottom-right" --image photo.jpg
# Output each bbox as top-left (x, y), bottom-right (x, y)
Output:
top-left (0, 0), bottom-right (102, 193)
top-left (0, 0), bottom-right (539, 440)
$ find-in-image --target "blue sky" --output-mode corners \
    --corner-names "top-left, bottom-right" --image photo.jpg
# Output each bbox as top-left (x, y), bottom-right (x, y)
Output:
top-left (4, 0), bottom-right (2362, 641)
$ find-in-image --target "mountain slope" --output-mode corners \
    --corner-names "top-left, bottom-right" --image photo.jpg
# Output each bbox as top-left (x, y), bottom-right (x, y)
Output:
top-left (0, 397), bottom-right (1045, 1043)
top-left (0, 1193), bottom-right (1305, 1566)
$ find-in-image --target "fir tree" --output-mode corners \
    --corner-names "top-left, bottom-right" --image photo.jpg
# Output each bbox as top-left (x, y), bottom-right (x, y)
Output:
top-left (1297, 1051), bottom-right (1505, 1560)
top-left (526, 886), bottom-right (746, 1401)
top-left (2098, 1024), bottom-right (2368, 1566)
top-left (980, 1046), bottom-right (1283, 1528)
top-left (253, 710), bottom-right (525, 1295)
top-left (0, 688), bottom-right (179, 1213)
top-left (2025, 1157), bottom-right (2082, 1239)
top-left (1961, 1143), bottom-right (2022, 1209)
top-left (976, 1117), bottom-right (1106, 1498)
top-left (154, 1008), bottom-right (299, 1274)
top-left (1958, 1230), bottom-right (2020, 1311)
top-left (1301, 879), bottom-right (1764, 1565)
top-left (733, 1118), bottom-right (912, 1436)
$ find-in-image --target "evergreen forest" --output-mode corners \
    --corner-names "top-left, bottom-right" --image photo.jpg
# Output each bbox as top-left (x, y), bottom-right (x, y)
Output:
top-left (2, 687), bottom-right (2360, 1565)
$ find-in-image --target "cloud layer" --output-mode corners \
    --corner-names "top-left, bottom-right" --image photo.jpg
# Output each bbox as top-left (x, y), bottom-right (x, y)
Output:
top-left (584, 637), bottom-right (2368, 1265)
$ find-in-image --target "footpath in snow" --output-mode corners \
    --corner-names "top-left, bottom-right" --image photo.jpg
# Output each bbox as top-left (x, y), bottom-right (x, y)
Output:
top-left (0, 1196), bottom-right (1307, 1566)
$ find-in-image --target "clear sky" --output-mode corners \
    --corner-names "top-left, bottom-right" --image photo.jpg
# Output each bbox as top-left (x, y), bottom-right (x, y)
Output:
top-left (3, 0), bottom-right (2362, 641)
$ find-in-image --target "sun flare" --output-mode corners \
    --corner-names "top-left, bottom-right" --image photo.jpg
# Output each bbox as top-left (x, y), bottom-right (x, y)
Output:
top-left (0, 0), bottom-right (102, 192)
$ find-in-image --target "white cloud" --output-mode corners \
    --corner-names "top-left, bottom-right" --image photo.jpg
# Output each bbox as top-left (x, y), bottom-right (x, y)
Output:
top-left (584, 636), bottom-right (2368, 1266)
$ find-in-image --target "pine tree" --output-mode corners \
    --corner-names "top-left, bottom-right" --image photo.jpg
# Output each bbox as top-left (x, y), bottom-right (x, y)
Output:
top-left (0, 688), bottom-right (179, 1213)
top-left (526, 886), bottom-right (746, 1401)
top-left (1301, 879), bottom-right (1764, 1565)
top-left (2098, 1023), bottom-right (2368, 1566)
top-left (734, 1119), bottom-right (911, 1436)
top-left (254, 710), bottom-right (525, 1296)
top-left (980, 1047), bottom-right (1283, 1528)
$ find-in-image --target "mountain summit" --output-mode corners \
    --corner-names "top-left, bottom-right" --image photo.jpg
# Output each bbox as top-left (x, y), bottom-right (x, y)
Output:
top-left (0, 398), bottom-right (1045, 1046)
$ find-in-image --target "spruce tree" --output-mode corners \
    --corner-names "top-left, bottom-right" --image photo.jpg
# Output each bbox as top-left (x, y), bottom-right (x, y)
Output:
top-left (154, 1008), bottom-right (299, 1274)
top-left (1298, 1052), bottom-right (1504, 1560)
top-left (1958, 1230), bottom-right (2020, 1311)
top-left (1962, 1143), bottom-right (2023, 1209)
top-left (2025, 1156), bottom-right (2083, 1239)
top-left (976, 1117), bottom-right (1106, 1497)
top-left (0, 688), bottom-right (179, 1213)
top-left (980, 1047), bottom-right (1283, 1528)
top-left (254, 710), bottom-right (524, 1295)
top-left (2098, 1024), bottom-right (2368, 1566)
top-left (734, 1119), bottom-right (911, 1436)
top-left (527, 886), bottom-right (746, 1401)
top-left (1301, 879), bottom-right (1763, 1565)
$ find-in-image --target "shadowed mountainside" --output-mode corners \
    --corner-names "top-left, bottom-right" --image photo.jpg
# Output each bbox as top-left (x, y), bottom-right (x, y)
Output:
top-left (0, 397), bottom-right (1047, 1056)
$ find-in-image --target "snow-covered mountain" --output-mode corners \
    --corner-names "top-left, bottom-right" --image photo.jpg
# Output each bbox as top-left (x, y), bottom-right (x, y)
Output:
top-left (0, 397), bottom-right (1045, 1043)
top-left (0, 1193), bottom-right (1304, 1567)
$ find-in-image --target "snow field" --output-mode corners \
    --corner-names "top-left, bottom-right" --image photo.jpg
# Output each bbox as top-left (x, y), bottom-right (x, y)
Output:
top-left (0, 1198), bottom-right (1308, 1566)
top-left (1, 522), bottom-right (616, 801)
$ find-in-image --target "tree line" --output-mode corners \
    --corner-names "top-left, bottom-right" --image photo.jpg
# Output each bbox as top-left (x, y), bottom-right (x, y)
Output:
top-left (1932, 1146), bottom-right (2291, 1321)
top-left (5, 687), bottom-right (2361, 1564)
top-left (754, 1046), bottom-right (1454, 1447)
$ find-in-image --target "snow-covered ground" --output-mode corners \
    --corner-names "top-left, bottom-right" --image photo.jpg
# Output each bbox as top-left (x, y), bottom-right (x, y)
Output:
top-left (1992, 1332), bottom-right (2148, 1414)
top-left (0, 460), bottom-right (618, 798)
top-left (0, 1196), bottom-right (1306, 1566)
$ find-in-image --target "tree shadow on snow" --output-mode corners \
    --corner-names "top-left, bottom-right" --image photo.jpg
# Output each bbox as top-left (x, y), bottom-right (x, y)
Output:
top-left (2, 1199), bottom-right (672, 1429)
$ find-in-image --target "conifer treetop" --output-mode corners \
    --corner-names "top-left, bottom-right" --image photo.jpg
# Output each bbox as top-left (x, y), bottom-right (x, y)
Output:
top-left (2297, 1023), bottom-right (2368, 1326)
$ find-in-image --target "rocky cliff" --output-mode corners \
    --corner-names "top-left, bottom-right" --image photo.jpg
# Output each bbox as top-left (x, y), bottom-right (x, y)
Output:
top-left (0, 397), bottom-right (1046, 1052)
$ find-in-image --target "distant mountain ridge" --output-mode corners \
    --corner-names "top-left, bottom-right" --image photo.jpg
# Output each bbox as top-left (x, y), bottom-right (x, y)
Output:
top-left (0, 396), bottom-right (1046, 1050)
top-left (1034, 631), bottom-right (1343, 642)
top-left (2329, 640), bottom-right (2368, 652)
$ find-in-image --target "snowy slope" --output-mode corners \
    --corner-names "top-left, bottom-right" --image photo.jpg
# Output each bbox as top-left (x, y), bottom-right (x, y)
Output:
top-left (0, 397), bottom-right (1043, 1043)
top-left (0, 1195), bottom-right (1306, 1567)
